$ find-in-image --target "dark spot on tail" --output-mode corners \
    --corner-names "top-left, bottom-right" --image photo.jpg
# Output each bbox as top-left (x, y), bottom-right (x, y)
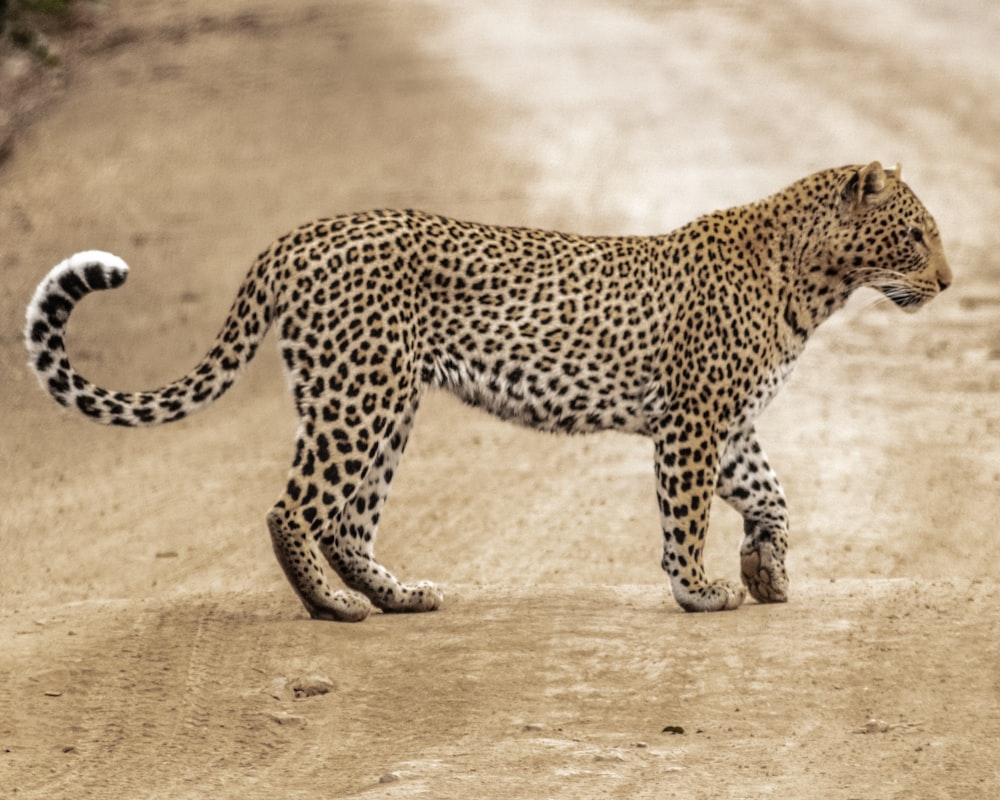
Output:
top-left (58, 271), bottom-right (89, 301)
top-left (108, 268), bottom-right (127, 289)
top-left (83, 264), bottom-right (110, 290)
top-left (29, 320), bottom-right (50, 344)
top-left (40, 294), bottom-right (73, 324)
top-left (48, 374), bottom-right (70, 397)
top-left (76, 395), bottom-right (101, 418)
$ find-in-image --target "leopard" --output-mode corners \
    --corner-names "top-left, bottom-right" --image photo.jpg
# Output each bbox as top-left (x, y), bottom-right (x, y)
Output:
top-left (25, 161), bottom-right (951, 622)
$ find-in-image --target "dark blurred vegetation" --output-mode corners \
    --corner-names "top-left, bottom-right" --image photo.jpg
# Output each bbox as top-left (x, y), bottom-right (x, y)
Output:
top-left (1, 0), bottom-right (80, 63)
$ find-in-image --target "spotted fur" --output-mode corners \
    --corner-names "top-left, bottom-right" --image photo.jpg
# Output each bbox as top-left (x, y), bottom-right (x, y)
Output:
top-left (25, 162), bottom-right (951, 620)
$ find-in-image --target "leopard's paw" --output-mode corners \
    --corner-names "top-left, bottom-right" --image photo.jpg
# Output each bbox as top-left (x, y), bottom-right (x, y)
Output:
top-left (307, 590), bottom-right (373, 622)
top-left (375, 580), bottom-right (444, 614)
top-left (740, 537), bottom-right (789, 604)
top-left (673, 578), bottom-right (746, 613)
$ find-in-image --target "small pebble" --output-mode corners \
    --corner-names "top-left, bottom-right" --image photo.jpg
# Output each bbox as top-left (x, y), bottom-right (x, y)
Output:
top-left (291, 675), bottom-right (335, 698)
top-left (268, 711), bottom-right (305, 727)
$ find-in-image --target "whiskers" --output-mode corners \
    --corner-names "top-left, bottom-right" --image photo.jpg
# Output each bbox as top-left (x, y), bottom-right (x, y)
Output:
top-left (846, 291), bottom-right (898, 317)
top-left (837, 265), bottom-right (912, 294)
top-left (838, 266), bottom-right (931, 316)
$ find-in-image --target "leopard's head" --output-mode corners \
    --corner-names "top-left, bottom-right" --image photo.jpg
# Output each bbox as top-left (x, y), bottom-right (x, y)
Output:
top-left (829, 161), bottom-right (951, 313)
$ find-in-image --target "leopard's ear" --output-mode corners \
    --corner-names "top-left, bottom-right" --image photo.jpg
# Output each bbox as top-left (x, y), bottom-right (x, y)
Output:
top-left (842, 161), bottom-right (891, 207)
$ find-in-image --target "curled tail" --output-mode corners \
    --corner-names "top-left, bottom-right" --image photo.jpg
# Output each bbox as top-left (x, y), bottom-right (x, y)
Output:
top-left (24, 250), bottom-right (273, 427)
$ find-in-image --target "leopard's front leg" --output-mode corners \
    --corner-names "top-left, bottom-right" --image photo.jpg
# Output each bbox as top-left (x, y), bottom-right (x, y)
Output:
top-left (716, 426), bottom-right (789, 604)
top-left (653, 422), bottom-right (745, 612)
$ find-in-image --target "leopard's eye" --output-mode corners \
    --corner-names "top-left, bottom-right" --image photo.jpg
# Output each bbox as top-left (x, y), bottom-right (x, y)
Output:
top-left (908, 227), bottom-right (925, 244)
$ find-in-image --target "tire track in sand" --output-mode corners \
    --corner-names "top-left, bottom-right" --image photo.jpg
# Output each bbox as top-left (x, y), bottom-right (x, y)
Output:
top-left (16, 596), bottom-right (295, 800)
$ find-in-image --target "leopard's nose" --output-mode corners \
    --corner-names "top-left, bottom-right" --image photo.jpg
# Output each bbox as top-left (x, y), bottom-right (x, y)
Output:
top-left (935, 258), bottom-right (952, 292)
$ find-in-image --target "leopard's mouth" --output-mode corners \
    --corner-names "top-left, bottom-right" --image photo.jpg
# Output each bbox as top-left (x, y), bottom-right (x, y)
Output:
top-left (884, 288), bottom-right (927, 313)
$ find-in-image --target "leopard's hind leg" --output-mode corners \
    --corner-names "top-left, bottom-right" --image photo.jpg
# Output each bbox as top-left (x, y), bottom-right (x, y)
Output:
top-left (267, 500), bottom-right (373, 622)
top-left (267, 382), bottom-right (441, 620)
top-left (267, 401), bottom-right (388, 621)
top-left (318, 398), bottom-right (443, 613)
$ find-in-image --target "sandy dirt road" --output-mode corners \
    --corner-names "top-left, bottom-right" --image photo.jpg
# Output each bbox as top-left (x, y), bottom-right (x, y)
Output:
top-left (1, 1), bottom-right (999, 797)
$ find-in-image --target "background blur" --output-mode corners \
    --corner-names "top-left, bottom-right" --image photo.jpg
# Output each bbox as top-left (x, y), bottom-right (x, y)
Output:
top-left (2, 2), bottom-right (998, 797)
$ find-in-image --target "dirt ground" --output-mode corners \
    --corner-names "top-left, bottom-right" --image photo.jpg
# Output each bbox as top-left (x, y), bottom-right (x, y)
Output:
top-left (2, 1), bottom-right (999, 797)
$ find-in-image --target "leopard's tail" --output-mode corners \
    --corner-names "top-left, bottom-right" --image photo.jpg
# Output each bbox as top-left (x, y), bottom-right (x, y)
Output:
top-left (24, 250), bottom-right (273, 427)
